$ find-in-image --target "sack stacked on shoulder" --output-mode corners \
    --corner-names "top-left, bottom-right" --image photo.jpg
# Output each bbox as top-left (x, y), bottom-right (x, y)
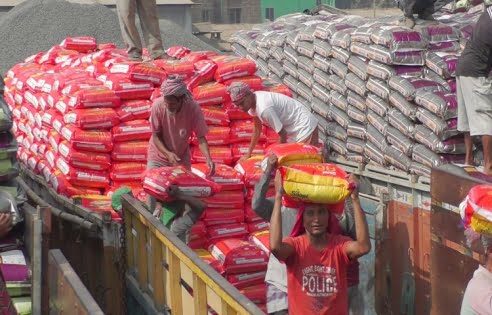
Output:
top-left (460, 185), bottom-right (492, 236)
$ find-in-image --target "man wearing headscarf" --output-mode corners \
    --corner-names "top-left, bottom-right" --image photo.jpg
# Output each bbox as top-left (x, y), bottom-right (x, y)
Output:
top-left (461, 235), bottom-right (492, 314)
top-left (147, 75), bottom-right (215, 217)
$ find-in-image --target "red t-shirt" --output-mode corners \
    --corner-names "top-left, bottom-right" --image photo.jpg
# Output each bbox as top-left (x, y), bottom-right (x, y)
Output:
top-left (284, 234), bottom-right (351, 315)
top-left (147, 96), bottom-right (208, 167)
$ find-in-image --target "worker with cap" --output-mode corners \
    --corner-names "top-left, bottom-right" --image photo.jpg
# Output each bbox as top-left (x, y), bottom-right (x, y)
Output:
top-left (147, 75), bottom-right (215, 217)
top-left (116, 0), bottom-right (165, 61)
top-left (456, 7), bottom-right (492, 177)
top-left (228, 82), bottom-right (319, 160)
top-left (460, 235), bottom-right (492, 314)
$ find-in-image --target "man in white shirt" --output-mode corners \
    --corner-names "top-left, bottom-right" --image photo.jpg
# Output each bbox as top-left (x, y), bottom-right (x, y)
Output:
top-left (461, 236), bottom-right (492, 315)
top-left (228, 82), bottom-right (319, 159)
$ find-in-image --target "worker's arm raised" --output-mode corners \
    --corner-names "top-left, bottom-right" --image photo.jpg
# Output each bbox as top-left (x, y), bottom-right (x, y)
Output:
top-left (344, 175), bottom-right (371, 260)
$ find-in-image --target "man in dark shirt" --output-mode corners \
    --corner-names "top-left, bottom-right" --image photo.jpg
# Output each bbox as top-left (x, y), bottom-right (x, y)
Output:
top-left (456, 7), bottom-right (492, 176)
top-left (397, 0), bottom-right (436, 28)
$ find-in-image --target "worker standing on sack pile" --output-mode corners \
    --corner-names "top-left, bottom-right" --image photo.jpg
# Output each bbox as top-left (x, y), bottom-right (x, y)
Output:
top-left (269, 171), bottom-right (370, 315)
top-left (116, 0), bottom-right (166, 61)
top-left (252, 155), bottom-right (364, 315)
top-left (456, 7), bottom-right (492, 177)
top-left (228, 82), bottom-right (319, 161)
top-left (396, 0), bottom-right (436, 28)
top-left (147, 75), bottom-right (215, 217)
top-left (460, 235), bottom-right (492, 315)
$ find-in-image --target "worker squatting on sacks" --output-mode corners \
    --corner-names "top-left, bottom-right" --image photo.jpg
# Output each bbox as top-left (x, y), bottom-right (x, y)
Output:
top-left (115, 0), bottom-right (165, 61)
top-left (252, 155), bottom-right (364, 315)
top-left (228, 82), bottom-right (319, 161)
top-left (147, 76), bottom-right (215, 216)
top-left (456, 7), bottom-right (492, 176)
top-left (396, 0), bottom-right (436, 28)
top-left (460, 235), bottom-right (492, 315)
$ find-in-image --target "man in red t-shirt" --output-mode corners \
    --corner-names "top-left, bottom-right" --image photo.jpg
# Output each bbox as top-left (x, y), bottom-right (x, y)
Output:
top-left (270, 173), bottom-right (371, 315)
top-left (147, 75), bottom-right (215, 216)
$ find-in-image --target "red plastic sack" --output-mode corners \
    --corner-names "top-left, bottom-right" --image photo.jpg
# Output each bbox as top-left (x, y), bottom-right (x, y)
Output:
top-left (234, 156), bottom-right (264, 187)
top-left (191, 163), bottom-right (244, 190)
top-left (112, 120), bottom-right (152, 142)
top-left (48, 130), bottom-right (62, 152)
top-left (73, 195), bottom-right (122, 221)
top-left (223, 76), bottom-right (263, 91)
top-left (249, 230), bottom-right (270, 254)
top-left (248, 220), bottom-right (269, 233)
top-left (190, 221), bottom-right (207, 241)
top-left (117, 100), bottom-right (151, 122)
top-left (154, 59), bottom-right (194, 79)
top-left (195, 249), bottom-right (223, 273)
top-left (111, 141), bottom-right (148, 162)
top-left (244, 205), bottom-right (263, 223)
top-left (61, 79), bottom-right (104, 95)
top-left (200, 106), bottom-right (229, 126)
top-left (230, 119), bottom-right (266, 144)
top-left (226, 271), bottom-right (266, 290)
top-left (263, 83), bottom-right (293, 97)
top-left (182, 51), bottom-right (218, 63)
top-left (110, 62), bottom-right (166, 85)
top-left (224, 101), bottom-right (251, 120)
top-left (60, 37), bottom-right (97, 53)
top-left (209, 239), bottom-right (268, 273)
top-left (246, 186), bottom-right (275, 200)
top-left (63, 108), bottom-right (119, 130)
top-left (201, 190), bottom-right (245, 208)
top-left (61, 126), bottom-right (113, 153)
top-left (231, 143), bottom-right (265, 161)
top-left (192, 82), bottom-right (228, 106)
top-left (192, 145), bottom-right (233, 165)
top-left (50, 170), bottom-right (103, 197)
top-left (265, 127), bottom-right (280, 144)
top-left (186, 60), bottom-right (217, 90)
top-left (207, 223), bottom-right (249, 243)
top-left (188, 238), bottom-right (209, 250)
top-left (265, 143), bottom-right (322, 166)
top-left (240, 284), bottom-right (267, 305)
top-left (166, 46), bottom-right (191, 59)
top-left (110, 162), bottom-right (147, 182)
top-left (203, 208), bottom-right (245, 226)
top-left (55, 158), bottom-right (110, 189)
top-left (67, 87), bottom-right (120, 109)
top-left (461, 185), bottom-right (492, 235)
top-left (143, 166), bottom-right (221, 201)
top-left (104, 75), bottom-right (154, 100)
top-left (212, 56), bottom-right (257, 82)
top-left (191, 126), bottom-right (230, 146)
top-left (58, 141), bottom-right (111, 171)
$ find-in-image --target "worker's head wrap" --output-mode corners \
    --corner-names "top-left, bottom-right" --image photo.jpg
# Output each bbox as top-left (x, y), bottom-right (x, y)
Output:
top-left (161, 75), bottom-right (189, 97)
top-left (288, 199), bottom-right (344, 237)
top-left (228, 82), bottom-right (252, 102)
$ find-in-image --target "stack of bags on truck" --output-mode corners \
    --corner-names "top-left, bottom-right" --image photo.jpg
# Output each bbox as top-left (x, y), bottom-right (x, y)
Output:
top-left (0, 249), bottom-right (32, 315)
top-left (230, 4), bottom-right (486, 177)
top-left (4, 37), bottom-right (292, 220)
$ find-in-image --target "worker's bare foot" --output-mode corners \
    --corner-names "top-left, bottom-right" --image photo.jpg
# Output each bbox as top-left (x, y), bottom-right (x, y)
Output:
top-left (400, 16), bottom-right (416, 29)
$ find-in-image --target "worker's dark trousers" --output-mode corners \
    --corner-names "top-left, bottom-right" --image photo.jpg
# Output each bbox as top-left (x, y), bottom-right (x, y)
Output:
top-left (400, 0), bottom-right (435, 17)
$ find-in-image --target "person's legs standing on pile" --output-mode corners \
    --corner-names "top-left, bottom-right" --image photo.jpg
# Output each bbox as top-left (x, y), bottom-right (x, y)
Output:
top-left (116, 0), bottom-right (165, 60)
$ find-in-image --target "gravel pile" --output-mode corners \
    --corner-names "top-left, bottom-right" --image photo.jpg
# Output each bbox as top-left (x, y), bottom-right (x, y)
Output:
top-left (0, 0), bottom-right (215, 75)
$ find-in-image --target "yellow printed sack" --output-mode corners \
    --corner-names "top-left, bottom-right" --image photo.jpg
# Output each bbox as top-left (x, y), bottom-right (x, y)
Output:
top-left (280, 163), bottom-right (353, 205)
top-left (265, 143), bottom-right (322, 166)
top-left (460, 185), bottom-right (492, 236)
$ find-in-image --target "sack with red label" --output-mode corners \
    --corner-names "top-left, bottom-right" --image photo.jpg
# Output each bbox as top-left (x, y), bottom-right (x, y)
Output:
top-left (201, 190), bottom-right (245, 208)
top-left (154, 59), bottom-right (194, 79)
top-left (188, 238), bottom-right (209, 250)
top-left (72, 195), bottom-right (122, 221)
top-left (182, 51), bottom-right (218, 63)
top-left (226, 271), bottom-right (266, 289)
top-left (240, 284), bottom-right (267, 305)
top-left (112, 120), bottom-right (151, 142)
top-left (212, 56), bottom-right (257, 82)
top-left (207, 223), bottom-right (249, 243)
top-left (192, 82), bottom-right (228, 106)
top-left (55, 158), bottom-right (110, 189)
top-left (191, 126), bottom-right (230, 146)
top-left (265, 127), bottom-right (280, 144)
top-left (192, 163), bottom-right (244, 191)
top-left (104, 75), bottom-right (154, 100)
top-left (223, 76), bottom-right (263, 91)
top-left (230, 119), bottom-right (266, 144)
top-left (203, 208), bottom-right (245, 226)
top-left (61, 79), bottom-right (104, 95)
top-left (61, 126), bottom-right (113, 153)
top-left (234, 156), bottom-right (265, 187)
top-left (195, 249), bottom-right (223, 273)
top-left (63, 108), bottom-right (119, 130)
top-left (265, 143), bottom-right (322, 166)
top-left (117, 100), bottom-right (151, 122)
top-left (460, 185), bottom-right (492, 236)
top-left (60, 37), bottom-right (97, 53)
top-left (245, 205), bottom-right (263, 223)
top-left (200, 106), bottom-right (229, 126)
top-left (110, 162), bottom-right (146, 182)
top-left (165, 46), bottom-right (191, 59)
top-left (224, 101), bottom-right (251, 120)
top-left (209, 239), bottom-right (268, 273)
top-left (111, 141), bottom-right (148, 162)
top-left (58, 141), bottom-right (111, 171)
top-left (190, 220), bottom-right (207, 241)
top-left (246, 186), bottom-right (275, 200)
top-left (50, 170), bottom-right (103, 197)
top-left (110, 62), bottom-right (166, 85)
top-left (231, 143), bottom-right (265, 162)
top-left (248, 220), bottom-right (269, 233)
top-left (143, 166), bottom-right (221, 201)
top-left (192, 145), bottom-right (233, 166)
top-left (67, 87), bottom-right (120, 109)
top-left (186, 60), bottom-right (217, 90)
top-left (249, 230), bottom-right (270, 254)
